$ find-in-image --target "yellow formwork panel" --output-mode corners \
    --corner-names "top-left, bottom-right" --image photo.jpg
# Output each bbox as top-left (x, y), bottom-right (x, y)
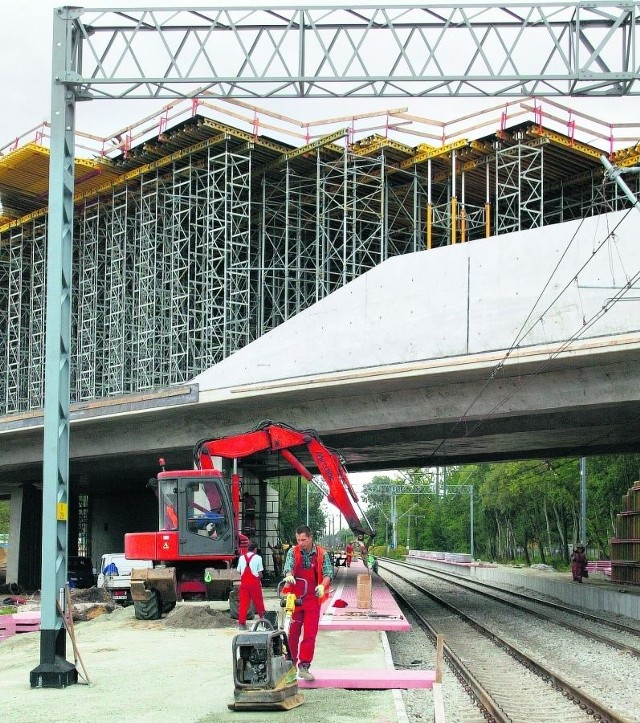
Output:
top-left (526, 126), bottom-right (602, 160)
top-left (0, 144), bottom-right (52, 198)
top-left (0, 143), bottom-right (121, 201)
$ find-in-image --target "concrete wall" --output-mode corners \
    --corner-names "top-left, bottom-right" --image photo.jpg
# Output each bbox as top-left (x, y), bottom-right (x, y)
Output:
top-left (410, 558), bottom-right (640, 621)
top-left (194, 209), bottom-right (639, 393)
top-left (91, 491), bottom-right (157, 571)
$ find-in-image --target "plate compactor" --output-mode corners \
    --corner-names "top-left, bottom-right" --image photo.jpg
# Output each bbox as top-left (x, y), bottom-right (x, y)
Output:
top-left (228, 579), bottom-right (307, 712)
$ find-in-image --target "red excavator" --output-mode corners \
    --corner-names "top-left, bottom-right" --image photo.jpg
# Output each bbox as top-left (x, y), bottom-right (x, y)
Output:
top-left (124, 421), bottom-right (375, 620)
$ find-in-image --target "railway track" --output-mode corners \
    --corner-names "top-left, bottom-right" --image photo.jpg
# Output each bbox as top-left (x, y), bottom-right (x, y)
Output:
top-left (380, 559), bottom-right (639, 722)
top-left (388, 558), bottom-right (640, 657)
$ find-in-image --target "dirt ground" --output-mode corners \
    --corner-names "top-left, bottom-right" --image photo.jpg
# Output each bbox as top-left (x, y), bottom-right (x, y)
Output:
top-left (0, 593), bottom-right (402, 723)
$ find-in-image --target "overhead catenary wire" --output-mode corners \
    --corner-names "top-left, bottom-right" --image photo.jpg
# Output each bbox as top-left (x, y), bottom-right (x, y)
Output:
top-left (425, 202), bottom-right (637, 464)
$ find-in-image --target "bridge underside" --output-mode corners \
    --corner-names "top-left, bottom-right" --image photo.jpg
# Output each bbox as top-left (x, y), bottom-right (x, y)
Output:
top-left (1, 344), bottom-right (639, 492)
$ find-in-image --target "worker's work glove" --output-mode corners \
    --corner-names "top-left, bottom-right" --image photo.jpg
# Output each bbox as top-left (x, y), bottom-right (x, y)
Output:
top-left (284, 574), bottom-right (296, 585)
top-left (315, 584), bottom-right (325, 598)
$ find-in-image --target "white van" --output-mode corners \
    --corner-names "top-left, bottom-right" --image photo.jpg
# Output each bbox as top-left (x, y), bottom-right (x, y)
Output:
top-left (97, 553), bottom-right (154, 605)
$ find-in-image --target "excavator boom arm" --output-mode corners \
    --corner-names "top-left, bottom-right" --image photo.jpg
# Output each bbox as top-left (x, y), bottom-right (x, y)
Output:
top-left (195, 422), bottom-right (375, 539)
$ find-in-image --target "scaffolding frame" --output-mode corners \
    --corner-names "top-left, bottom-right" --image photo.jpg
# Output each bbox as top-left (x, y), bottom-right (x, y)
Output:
top-left (1, 129), bottom-right (635, 414)
top-left (495, 143), bottom-right (544, 234)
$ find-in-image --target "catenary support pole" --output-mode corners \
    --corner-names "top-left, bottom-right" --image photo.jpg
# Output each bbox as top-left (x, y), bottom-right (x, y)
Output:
top-left (470, 486), bottom-right (474, 559)
top-left (30, 7), bottom-right (79, 689)
top-left (580, 457), bottom-right (587, 548)
top-left (600, 155), bottom-right (640, 213)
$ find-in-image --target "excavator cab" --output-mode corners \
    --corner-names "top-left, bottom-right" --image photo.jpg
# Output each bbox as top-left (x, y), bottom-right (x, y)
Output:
top-left (158, 470), bottom-right (237, 558)
top-left (126, 470), bottom-right (239, 615)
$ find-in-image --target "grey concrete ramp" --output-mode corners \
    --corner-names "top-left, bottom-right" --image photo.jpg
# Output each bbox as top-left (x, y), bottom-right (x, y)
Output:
top-left (194, 209), bottom-right (640, 400)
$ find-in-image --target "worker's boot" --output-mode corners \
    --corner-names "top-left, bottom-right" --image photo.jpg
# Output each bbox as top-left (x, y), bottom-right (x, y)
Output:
top-left (238, 623), bottom-right (248, 630)
top-left (297, 664), bottom-right (315, 681)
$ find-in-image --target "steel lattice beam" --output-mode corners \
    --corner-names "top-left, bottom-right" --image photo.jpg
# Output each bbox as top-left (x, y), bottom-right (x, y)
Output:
top-left (65, 3), bottom-right (640, 99)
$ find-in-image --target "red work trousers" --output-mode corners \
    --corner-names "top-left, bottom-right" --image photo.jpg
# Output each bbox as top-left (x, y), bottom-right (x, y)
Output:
top-left (238, 570), bottom-right (266, 625)
top-left (287, 599), bottom-right (321, 667)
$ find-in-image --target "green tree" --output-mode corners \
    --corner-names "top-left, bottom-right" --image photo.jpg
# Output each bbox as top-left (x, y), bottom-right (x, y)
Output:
top-left (586, 454), bottom-right (640, 557)
top-left (271, 477), bottom-right (326, 544)
top-left (0, 499), bottom-right (8, 535)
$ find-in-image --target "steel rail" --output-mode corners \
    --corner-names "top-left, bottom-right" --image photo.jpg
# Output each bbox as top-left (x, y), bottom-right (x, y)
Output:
top-left (388, 558), bottom-right (640, 656)
top-left (381, 560), bottom-right (625, 722)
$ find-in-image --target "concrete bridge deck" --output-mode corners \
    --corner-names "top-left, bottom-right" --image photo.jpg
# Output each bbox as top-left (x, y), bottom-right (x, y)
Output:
top-left (1, 208), bottom-right (639, 482)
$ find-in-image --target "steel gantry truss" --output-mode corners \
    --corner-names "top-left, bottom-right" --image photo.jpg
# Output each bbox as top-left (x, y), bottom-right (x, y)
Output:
top-left (65, 3), bottom-right (640, 99)
top-left (15, 2), bottom-right (640, 688)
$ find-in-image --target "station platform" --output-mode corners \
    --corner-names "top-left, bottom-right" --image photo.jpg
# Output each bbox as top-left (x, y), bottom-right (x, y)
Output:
top-left (320, 560), bottom-right (411, 632)
top-left (405, 553), bottom-right (640, 621)
top-left (293, 559), bottom-right (432, 692)
top-left (1, 574), bottom-right (433, 723)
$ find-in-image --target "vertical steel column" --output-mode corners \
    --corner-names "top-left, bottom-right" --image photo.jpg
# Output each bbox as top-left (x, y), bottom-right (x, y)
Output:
top-left (197, 150), bottom-right (227, 365)
top-left (259, 170), bottom-right (286, 331)
top-left (315, 149), bottom-right (322, 303)
top-left (391, 493), bottom-right (398, 549)
top-left (519, 144), bottom-right (543, 228)
top-left (167, 167), bottom-right (191, 383)
top-left (470, 485), bottom-right (475, 558)
top-left (0, 237), bottom-right (8, 414)
top-left (427, 158), bottom-right (432, 249)
top-left (496, 142), bottom-right (543, 234)
top-left (134, 174), bottom-right (161, 388)
top-left (224, 148), bottom-right (252, 355)
top-left (342, 145), bottom-right (348, 286)
top-left (284, 161), bottom-right (291, 320)
top-left (485, 162), bottom-right (491, 238)
top-left (351, 154), bottom-right (385, 270)
top-left (451, 150), bottom-right (457, 244)
top-left (192, 160), bottom-right (216, 374)
top-left (104, 187), bottom-right (128, 394)
top-left (317, 150), bottom-right (347, 297)
top-left (30, 6), bottom-right (79, 688)
top-left (495, 145), bottom-right (520, 234)
top-left (288, 170), bottom-right (317, 318)
top-left (75, 200), bottom-right (100, 401)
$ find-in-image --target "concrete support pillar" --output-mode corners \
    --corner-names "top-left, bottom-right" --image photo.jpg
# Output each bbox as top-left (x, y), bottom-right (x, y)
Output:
top-left (6, 486), bottom-right (24, 584)
top-left (6, 483), bottom-right (43, 590)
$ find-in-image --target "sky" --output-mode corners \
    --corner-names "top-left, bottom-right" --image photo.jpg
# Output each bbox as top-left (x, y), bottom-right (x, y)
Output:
top-left (3, 1), bottom-right (640, 152)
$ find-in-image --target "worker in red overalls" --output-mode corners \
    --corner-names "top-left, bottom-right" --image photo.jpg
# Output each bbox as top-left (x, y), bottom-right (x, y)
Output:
top-left (345, 542), bottom-right (354, 568)
top-left (236, 541), bottom-right (266, 630)
top-left (282, 525), bottom-right (334, 682)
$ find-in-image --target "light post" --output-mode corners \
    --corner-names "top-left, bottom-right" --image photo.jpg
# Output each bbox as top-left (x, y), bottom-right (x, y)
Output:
top-left (580, 457), bottom-right (587, 547)
top-left (395, 504), bottom-right (416, 549)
